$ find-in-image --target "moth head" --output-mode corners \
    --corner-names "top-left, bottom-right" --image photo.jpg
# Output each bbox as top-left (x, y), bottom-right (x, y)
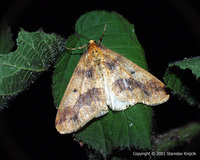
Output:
top-left (88, 40), bottom-right (99, 49)
top-left (88, 40), bottom-right (97, 45)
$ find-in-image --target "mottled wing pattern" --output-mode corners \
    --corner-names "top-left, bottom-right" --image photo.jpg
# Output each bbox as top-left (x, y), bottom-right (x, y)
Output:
top-left (101, 46), bottom-right (169, 111)
top-left (56, 39), bottom-right (169, 134)
top-left (56, 51), bottom-right (108, 134)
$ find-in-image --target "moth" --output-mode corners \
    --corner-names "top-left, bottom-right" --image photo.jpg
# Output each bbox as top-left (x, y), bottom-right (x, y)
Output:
top-left (55, 25), bottom-right (169, 134)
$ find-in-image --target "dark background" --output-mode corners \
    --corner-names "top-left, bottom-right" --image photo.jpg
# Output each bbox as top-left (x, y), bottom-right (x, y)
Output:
top-left (0, 0), bottom-right (200, 159)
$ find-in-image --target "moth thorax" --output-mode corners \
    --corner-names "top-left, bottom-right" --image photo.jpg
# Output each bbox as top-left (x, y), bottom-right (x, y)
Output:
top-left (88, 40), bottom-right (102, 64)
top-left (92, 52), bottom-right (99, 61)
top-left (89, 46), bottom-right (100, 59)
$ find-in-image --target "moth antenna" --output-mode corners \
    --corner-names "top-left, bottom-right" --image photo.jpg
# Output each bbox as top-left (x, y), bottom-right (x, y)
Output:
top-left (98, 24), bottom-right (107, 44)
top-left (65, 31), bottom-right (91, 51)
top-left (65, 44), bottom-right (87, 50)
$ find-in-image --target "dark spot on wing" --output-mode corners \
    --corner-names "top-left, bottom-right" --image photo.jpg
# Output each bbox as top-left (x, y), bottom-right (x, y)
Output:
top-left (86, 67), bottom-right (94, 78)
top-left (56, 88), bottom-right (104, 125)
top-left (130, 70), bottom-right (135, 74)
top-left (56, 108), bottom-right (79, 124)
top-left (76, 68), bottom-right (84, 75)
top-left (73, 89), bottom-right (77, 92)
top-left (75, 88), bottom-right (103, 108)
top-left (70, 113), bottom-right (79, 121)
top-left (104, 61), bottom-right (116, 71)
top-left (76, 66), bottom-right (94, 78)
top-left (114, 78), bottom-right (151, 96)
top-left (114, 79), bottom-right (126, 91)
top-left (146, 80), bottom-right (166, 93)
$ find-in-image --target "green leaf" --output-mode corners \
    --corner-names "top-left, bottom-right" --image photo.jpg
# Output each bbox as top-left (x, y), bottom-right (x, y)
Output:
top-left (164, 56), bottom-right (200, 107)
top-left (154, 122), bottom-right (200, 152)
top-left (0, 26), bottom-right (65, 109)
top-left (52, 11), bottom-right (152, 157)
top-left (0, 23), bottom-right (15, 107)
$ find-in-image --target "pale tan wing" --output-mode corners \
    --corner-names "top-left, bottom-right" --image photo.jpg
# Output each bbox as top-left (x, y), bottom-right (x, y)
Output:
top-left (56, 51), bottom-right (108, 134)
top-left (100, 46), bottom-right (169, 111)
